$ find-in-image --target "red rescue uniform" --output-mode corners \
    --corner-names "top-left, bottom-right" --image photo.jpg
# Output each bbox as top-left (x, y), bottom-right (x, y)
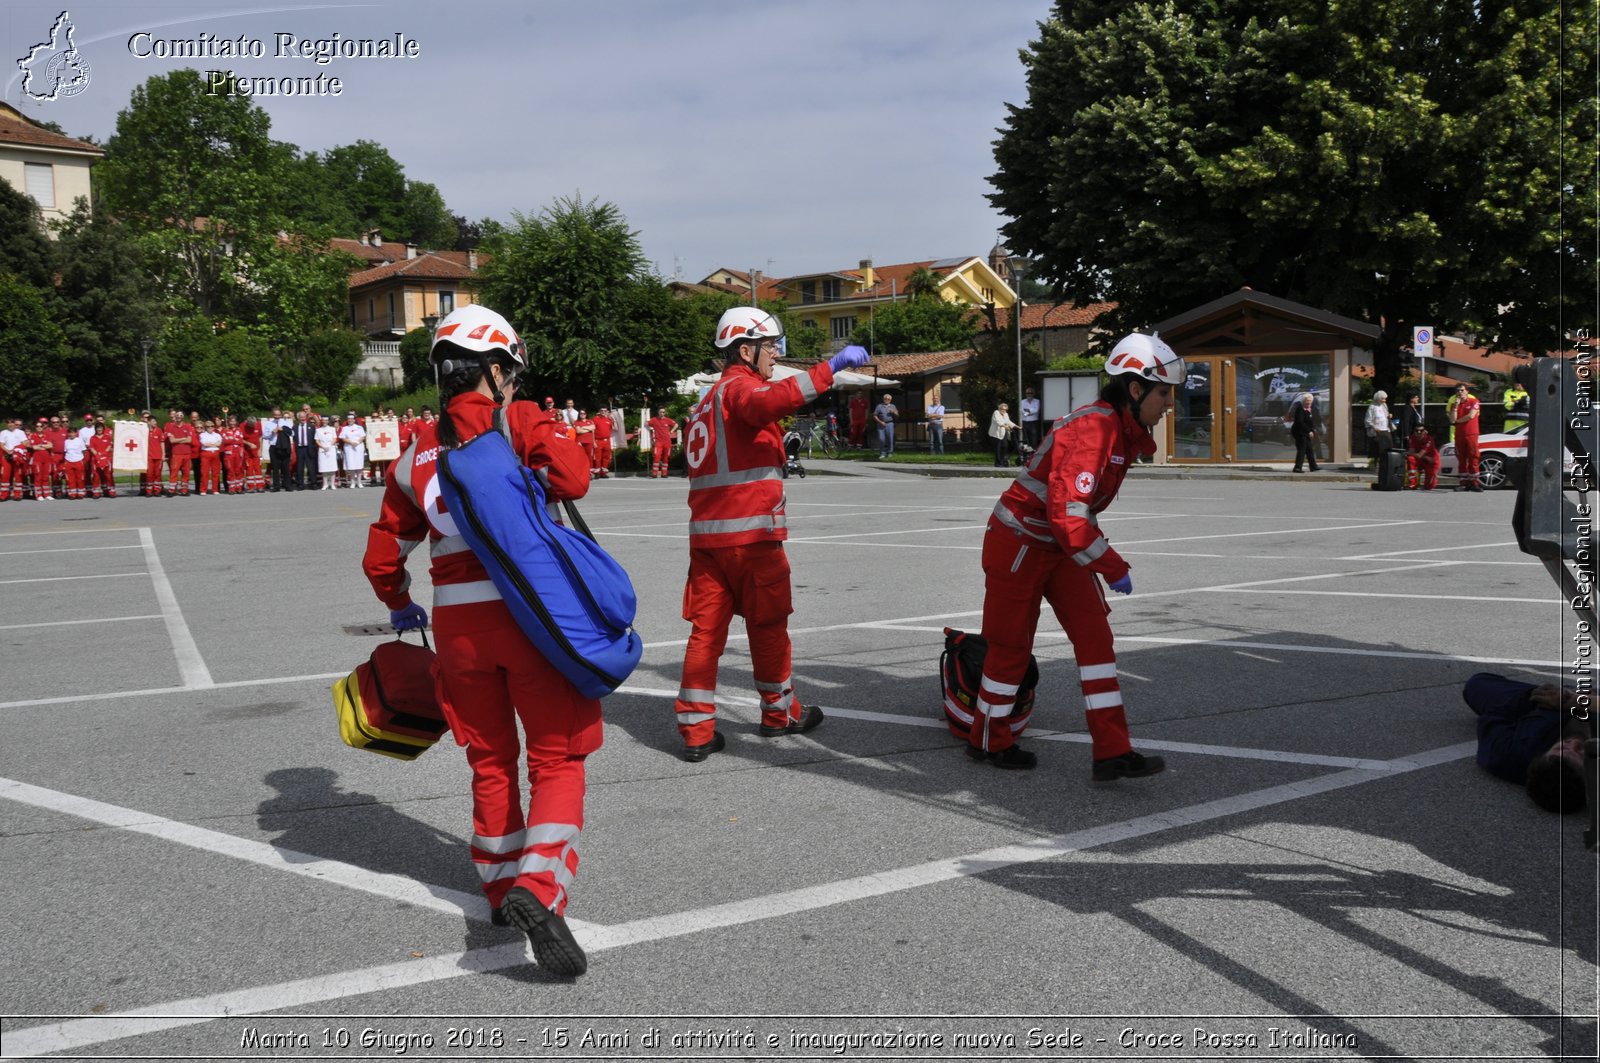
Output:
top-left (87, 431), bottom-right (114, 497)
top-left (166, 421), bottom-right (197, 494)
top-left (363, 394), bottom-right (597, 915)
top-left (672, 360), bottom-right (836, 742)
top-left (1453, 393), bottom-right (1481, 488)
top-left (1406, 430), bottom-right (1440, 490)
top-left (647, 416), bottom-right (677, 478)
top-left (142, 423), bottom-right (165, 496)
top-left (27, 431), bottom-right (53, 498)
top-left (964, 401), bottom-right (1153, 759)
top-left (591, 414), bottom-right (613, 477)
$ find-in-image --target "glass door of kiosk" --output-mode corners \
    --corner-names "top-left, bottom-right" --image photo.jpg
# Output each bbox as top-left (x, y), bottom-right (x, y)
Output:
top-left (1171, 356), bottom-right (1231, 462)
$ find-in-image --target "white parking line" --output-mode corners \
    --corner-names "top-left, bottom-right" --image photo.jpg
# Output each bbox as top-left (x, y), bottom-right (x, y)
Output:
top-left (0, 614), bottom-right (160, 632)
top-left (1202, 588), bottom-right (1554, 604)
top-left (614, 685), bottom-right (1401, 770)
top-left (1116, 520), bottom-right (1422, 547)
top-left (0, 572), bottom-right (143, 585)
top-left (0, 777), bottom-right (506, 926)
top-left (139, 527), bottom-right (213, 690)
top-left (1339, 541), bottom-right (1522, 560)
top-left (0, 544), bottom-right (142, 556)
top-left (1, 740), bottom-right (1478, 1057)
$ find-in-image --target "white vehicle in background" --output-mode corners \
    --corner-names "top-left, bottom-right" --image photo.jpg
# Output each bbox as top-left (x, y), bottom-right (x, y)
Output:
top-left (1438, 424), bottom-right (1574, 489)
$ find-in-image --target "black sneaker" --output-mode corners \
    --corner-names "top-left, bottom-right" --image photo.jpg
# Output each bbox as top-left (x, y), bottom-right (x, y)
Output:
top-left (759, 704), bottom-right (824, 737)
top-left (682, 732), bottom-right (726, 762)
top-left (1092, 751), bottom-right (1166, 782)
top-left (499, 886), bottom-right (587, 977)
top-left (966, 744), bottom-right (1037, 770)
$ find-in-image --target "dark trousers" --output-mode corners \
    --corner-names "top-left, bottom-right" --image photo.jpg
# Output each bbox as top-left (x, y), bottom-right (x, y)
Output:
top-left (994, 436), bottom-right (1011, 466)
top-left (1293, 434), bottom-right (1319, 471)
top-left (269, 451), bottom-right (290, 491)
top-left (294, 445), bottom-right (315, 488)
top-left (1373, 430), bottom-right (1393, 462)
top-left (1023, 420), bottom-right (1042, 448)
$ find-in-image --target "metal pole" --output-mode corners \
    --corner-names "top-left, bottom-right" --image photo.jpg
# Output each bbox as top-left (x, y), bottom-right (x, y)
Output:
top-left (141, 339), bottom-right (152, 412)
top-left (1012, 261), bottom-right (1025, 416)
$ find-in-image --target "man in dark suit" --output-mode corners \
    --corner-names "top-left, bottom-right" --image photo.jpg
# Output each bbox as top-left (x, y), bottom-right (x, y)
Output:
top-left (269, 419), bottom-right (293, 492)
top-left (1291, 393), bottom-right (1322, 472)
top-left (291, 410), bottom-right (316, 490)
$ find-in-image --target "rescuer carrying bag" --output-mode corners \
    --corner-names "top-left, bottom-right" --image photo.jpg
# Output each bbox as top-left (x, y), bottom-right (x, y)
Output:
top-left (436, 429), bottom-right (642, 699)
top-left (939, 626), bottom-right (1040, 740)
top-left (331, 630), bottom-right (448, 760)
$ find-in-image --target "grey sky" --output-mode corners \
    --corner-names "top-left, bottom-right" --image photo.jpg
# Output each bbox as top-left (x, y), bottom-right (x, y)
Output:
top-left (5, 0), bottom-right (1051, 279)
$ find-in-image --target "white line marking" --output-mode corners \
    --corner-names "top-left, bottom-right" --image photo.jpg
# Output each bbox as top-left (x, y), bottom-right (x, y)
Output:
top-left (0, 572), bottom-right (143, 585)
top-left (783, 524), bottom-right (986, 542)
top-left (1233, 650), bottom-right (1282, 664)
top-left (1115, 520), bottom-right (1422, 547)
top-left (1202, 588), bottom-right (1555, 605)
top-left (1339, 541), bottom-right (1521, 560)
top-left (0, 777), bottom-right (508, 925)
top-left (616, 685), bottom-right (1396, 769)
top-left (0, 614), bottom-right (160, 632)
top-left (3, 740), bottom-right (1477, 1057)
top-left (1116, 635), bottom-right (1562, 668)
top-left (0, 526), bottom-right (139, 538)
top-left (139, 527), bottom-right (213, 690)
top-left (0, 671), bottom-right (346, 711)
top-left (0, 544), bottom-right (142, 557)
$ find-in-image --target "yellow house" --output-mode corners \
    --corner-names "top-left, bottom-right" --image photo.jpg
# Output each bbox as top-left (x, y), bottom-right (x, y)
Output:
top-left (710, 252), bottom-right (1019, 350)
top-left (347, 245), bottom-right (481, 338)
top-left (0, 101), bottom-right (101, 228)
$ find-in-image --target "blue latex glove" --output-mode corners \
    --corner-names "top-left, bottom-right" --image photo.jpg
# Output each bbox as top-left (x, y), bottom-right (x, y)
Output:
top-left (390, 602), bottom-right (429, 631)
top-left (828, 345), bottom-right (871, 373)
top-left (1107, 573), bottom-right (1133, 595)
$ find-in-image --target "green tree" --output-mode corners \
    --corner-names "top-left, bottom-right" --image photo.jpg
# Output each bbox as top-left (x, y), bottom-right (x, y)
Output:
top-left (0, 272), bottom-right (71, 414)
top-left (323, 140), bottom-right (408, 238)
top-left (0, 180), bottom-right (54, 289)
top-left (850, 297), bottom-right (980, 355)
top-left (299, 328), bottom-right (366, 404)
top-left (400, 180), bottom-right (456, 248)
top-left (905, 266), bottom-right (943, 300)
top-left (276, 147), bottom-right (359, 234)
top-left (960, 329), bottom-right (1045, 443)
top-left (98, 70), bottom-right (285, 317)
top-left (990, 0), bottom-right (1597, 396)
top-left (162, 318), bottom-right (287, 412)
top-left (400, 326), bottom-right (434, 389)
top-left (51, 198), bottom-right (165, 408)
top-left (477, 194), bottom-right (703, 400)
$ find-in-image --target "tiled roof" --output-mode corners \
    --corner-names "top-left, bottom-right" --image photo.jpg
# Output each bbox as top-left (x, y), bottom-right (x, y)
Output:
top-left (0, 104), bottom-right (100, 155)
top-left (765, 259), bottom-right (964, 303)
top-left (989, 301), bottom-right (1117, 331)
top-left (349, 252), bottom-right (477, 289)
top-left (871, 350), bottom-right (974, 376)
top-left (328, 238), bottom-right (396, 265)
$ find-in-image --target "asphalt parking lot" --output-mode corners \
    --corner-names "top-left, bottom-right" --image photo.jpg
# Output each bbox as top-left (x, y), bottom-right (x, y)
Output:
top-left (0, 465), bottom-right (1593, 1060)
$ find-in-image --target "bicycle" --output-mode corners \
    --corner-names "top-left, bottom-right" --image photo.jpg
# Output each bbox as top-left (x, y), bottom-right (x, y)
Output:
top-left (792, 417), bottom-right (839, 457)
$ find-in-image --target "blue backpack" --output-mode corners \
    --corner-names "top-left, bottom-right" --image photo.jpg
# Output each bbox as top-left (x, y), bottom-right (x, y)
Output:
top-left (436, 430), bottom-right (642, 699)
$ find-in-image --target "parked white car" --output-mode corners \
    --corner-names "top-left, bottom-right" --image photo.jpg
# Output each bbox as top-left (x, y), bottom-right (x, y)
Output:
top-left (1438, 425), bottom-right (1574, 489)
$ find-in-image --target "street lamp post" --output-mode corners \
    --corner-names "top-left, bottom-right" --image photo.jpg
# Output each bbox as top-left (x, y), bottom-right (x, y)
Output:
top-left (140, 339), bottom-right (153, 412)
top-left (1008, 255), bottom-right (1026, 415)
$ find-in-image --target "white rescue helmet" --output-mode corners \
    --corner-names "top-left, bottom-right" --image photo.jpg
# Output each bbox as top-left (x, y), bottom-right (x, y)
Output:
top-left (1105, 332), bottom-right (1185, 387)
top-left (430, 304), bottom-right (526, 372)
top-left (714, 306), bottom-right (785, 351)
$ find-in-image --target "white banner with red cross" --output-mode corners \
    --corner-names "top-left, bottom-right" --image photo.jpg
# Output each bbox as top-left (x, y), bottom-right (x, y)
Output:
top-left (365, 418), bottom-right (401, 461)
top-left (112, 421), bottom-right (148, 471)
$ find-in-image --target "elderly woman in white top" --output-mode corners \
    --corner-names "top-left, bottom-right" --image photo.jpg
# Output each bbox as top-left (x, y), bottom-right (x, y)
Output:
top-left (988, 402), bottom-right (1020, 467)
top-left (314, 416), bottom-right (339, 489)
top-left (337, 414), bottom-right (366, 488)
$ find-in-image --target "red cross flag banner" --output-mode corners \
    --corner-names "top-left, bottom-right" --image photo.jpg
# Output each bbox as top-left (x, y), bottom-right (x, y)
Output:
top-left (365, 417), bottom-right (401, 462)
top-left (112, 420), bottom-right (148, 471)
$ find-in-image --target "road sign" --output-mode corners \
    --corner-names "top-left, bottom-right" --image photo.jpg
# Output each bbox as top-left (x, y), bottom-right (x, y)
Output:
top-left (1413, 325), bottom-right (1433, 358)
